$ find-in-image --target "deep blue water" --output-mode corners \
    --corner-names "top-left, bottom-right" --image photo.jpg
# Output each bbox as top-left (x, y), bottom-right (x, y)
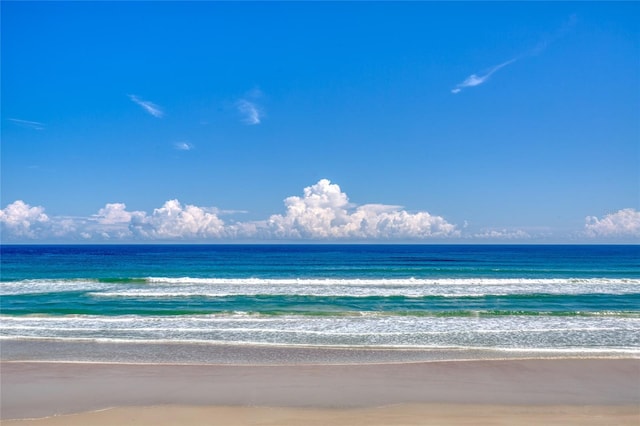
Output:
top-left (1, 245), bottom-right (639, 351)
top-left (2, 244), bottom-right (638, 280)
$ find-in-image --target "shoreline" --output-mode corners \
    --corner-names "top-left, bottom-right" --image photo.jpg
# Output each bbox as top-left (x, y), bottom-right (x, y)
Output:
top-left (2, 338), bottom-right (637, 365)
top-left (2, 357), bottom-right (638, 423)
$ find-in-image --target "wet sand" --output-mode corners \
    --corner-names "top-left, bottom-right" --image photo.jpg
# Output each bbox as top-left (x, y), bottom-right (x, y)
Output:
top-left (1, 357), bottom-right (638, 425)
top-left (2, 404), bottom-right (639, 426)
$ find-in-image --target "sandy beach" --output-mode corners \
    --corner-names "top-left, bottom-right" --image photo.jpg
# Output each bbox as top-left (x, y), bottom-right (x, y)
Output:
top-left (1, 354), bottom-right (638, 425)
top-left (2, 404), bottom-right (639, 426)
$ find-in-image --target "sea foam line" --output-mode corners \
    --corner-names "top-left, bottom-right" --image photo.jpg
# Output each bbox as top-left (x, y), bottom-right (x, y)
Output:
top-left (1, 335), bottom-right (639, 355)
top-left (3, 277), bottom-right (639, 296)
top-left (144, 277), bottom-right (640, 286)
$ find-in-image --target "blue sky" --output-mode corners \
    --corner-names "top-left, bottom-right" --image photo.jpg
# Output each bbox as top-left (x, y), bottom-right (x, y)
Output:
top-left (1, 1), bottom-right (638, 243)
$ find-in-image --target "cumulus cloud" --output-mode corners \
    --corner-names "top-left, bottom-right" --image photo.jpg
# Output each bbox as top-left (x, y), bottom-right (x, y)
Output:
top-left (128, 94), bottom-right (164, 118)
top-left (0, 180), bottom-right (461, 241)
top-left (95, 203), bottom-right (138, 225)
top-left (266, 179), bottom-right (459, 239)
top-left (86, 203), bottom-right (143, 239)
top-left (0, 200), bottom-right (49, 238)
top-left (88, 201), bottom-right (227, 240)
top-left (584, 208), bottom-right (640, 238)
top-left (132, 200), bottom-right (226, 239)
top-left (5, 192), bottom-right (636, 243)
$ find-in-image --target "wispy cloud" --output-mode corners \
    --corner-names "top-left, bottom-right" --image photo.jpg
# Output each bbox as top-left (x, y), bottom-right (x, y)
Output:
top-left (128, 94), bottom-right (164, 118)
top-left (236, 99), bottom-right (261, 125)
top-left (8, 118), bottom-right (45, 130)
top-left (452, 15), bottom-right (576, 94)
top-left (530, 14), bottom-right (577, 56)
top-left (472, 228), bottom-right (531, 240)
top-left (451, 59), bottom-right (517, 94)
top-left (236, 88), bottom-right (264, 125)
top-left (175, 142), bottom-right (194, 151)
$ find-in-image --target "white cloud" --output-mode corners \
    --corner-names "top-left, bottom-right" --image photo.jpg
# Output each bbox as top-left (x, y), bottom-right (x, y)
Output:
top-left (452, 58), bottom-right (517, 94)
top-left (266, 179), bottom-right (459, 239)
top-left (452, 15), bottom-right (575, 94)
top-left (175, 142), bottom-right (193, 151)
top-left (95, 203), bottom-right (136, 225)
top-left (473, 228), bottom-right (531, 240)
top-left (88, 203), bottom-right (145, 239)
top-left (584, 208), bottom-right (640, 238)
top-left (8, 118), bottom-right (45, 130)
top-left (131, 200), bottom-right (226, 239)
top-left (235, 88), bottom-right (264, 125)
top-left (0, 200), bottom-right (49, 238)
top-left (50, 217), bottom-right (82, 238)
top-left (128, 94), bottom-right (164, 118)
top-left (0, 180), bottom-right (461, 241)
top-left (7, 195), bottom-right (637, 242)
top-left (236, 99), bottom-right (261, 125)
top-left (65, 201), bottom-right (227, 240)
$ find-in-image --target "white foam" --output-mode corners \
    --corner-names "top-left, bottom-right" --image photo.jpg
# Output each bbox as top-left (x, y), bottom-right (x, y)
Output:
top-left (144, 277), bottom-right (640, 286)
top-left (4, 277), bottom-right (639, 297)
top-left (89, 277), bottom-right (640, 298)
top-left (2, 313), bottom-right (638, 350)
top-left (0, 279), bottom-right (111, 296)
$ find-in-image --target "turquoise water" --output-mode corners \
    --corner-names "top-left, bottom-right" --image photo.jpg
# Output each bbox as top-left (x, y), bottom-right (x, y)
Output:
top-left (1, 245), bottom-right (639, 352)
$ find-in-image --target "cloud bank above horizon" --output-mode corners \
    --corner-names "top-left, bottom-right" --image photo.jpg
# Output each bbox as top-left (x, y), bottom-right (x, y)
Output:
top-left (584, 208), bottom-right (640, 238)
top-left (1, 179), bottom-right (638, 242)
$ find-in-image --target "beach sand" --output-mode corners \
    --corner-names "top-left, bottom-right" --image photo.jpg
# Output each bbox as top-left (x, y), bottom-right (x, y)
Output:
top-left (1, 356), bottom-right (638, 425)
top-left (2, 404), bottom-right (639, 426)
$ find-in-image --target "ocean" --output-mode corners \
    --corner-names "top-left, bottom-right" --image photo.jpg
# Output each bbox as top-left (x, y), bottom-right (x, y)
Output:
top-left (1, 244), bottom-right (639, 357)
